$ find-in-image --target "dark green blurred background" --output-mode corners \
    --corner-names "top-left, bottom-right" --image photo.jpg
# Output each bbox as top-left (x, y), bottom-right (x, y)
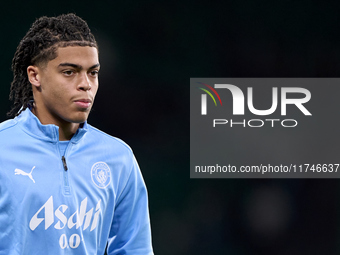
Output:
top-left (1, 1), bottom-right (339, 254)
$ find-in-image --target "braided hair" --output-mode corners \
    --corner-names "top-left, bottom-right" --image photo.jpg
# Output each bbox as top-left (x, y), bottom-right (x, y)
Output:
top-left (8, 13), bottom-right (98, 117)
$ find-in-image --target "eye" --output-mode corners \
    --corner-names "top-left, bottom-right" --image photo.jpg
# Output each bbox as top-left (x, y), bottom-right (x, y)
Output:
top-left (89, 70), bottom-right (99, 77)
top-left (63, 70), bottom-right (74, 76)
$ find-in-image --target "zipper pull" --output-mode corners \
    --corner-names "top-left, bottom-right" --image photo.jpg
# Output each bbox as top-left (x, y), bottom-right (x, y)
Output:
top-left (62, 156), bottom-right (68, 171)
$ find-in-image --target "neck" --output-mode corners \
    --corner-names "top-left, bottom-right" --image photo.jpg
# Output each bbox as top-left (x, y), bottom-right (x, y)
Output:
top-left (57, 122), bottom-right (79, 141)
top-left (31, 106), bottom-right (79, 141)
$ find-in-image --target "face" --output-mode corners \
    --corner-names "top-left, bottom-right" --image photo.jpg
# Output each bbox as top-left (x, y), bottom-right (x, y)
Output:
top-left (28, 46), bottom-right (100, 127)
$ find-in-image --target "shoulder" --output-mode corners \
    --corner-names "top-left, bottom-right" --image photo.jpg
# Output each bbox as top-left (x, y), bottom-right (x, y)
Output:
top-left (0, 118), bottom-right (19, 152)
top-left (86, 124), bottom-right (134, 156)
top-left (0, 118), bottom-right (18, 134)
top-left (85, 124), bottom-right (139, 182)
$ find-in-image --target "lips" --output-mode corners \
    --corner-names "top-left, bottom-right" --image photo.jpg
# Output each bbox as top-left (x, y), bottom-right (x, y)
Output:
top-left (74, 99), bottom-right (92, 109)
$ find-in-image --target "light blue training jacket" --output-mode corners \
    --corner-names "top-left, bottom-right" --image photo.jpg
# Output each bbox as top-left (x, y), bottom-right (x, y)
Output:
top-left (0, 108), bottom-right (153, 255)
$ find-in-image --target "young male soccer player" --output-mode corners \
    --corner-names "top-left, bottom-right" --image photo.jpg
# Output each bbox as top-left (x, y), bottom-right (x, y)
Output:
top-left (0, 14), bottom-right (153, 255)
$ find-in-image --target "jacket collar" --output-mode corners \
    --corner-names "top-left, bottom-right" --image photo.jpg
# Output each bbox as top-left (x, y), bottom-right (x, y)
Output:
top-left (17, 108), bottom-right (88, 143)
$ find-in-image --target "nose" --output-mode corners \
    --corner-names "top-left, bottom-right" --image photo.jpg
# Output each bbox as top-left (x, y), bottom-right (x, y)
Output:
top-left (78, 72), bottom-right (91, 91)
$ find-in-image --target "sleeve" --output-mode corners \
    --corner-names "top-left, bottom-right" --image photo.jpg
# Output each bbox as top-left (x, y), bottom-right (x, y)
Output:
top-left (106, 155), bottom-right (154, 255)
top-left (0, 155), bottom-right (16, 254)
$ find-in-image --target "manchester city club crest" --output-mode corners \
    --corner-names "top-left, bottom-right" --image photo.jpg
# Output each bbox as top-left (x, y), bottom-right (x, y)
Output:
top-left (91, 162), bottom-right (111, 189)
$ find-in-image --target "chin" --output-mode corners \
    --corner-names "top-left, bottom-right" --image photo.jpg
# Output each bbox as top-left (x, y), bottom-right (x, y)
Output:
top-left (68, 113), bottom-right (89, 124)
top-left (73, 117), bottom-right (88, 124)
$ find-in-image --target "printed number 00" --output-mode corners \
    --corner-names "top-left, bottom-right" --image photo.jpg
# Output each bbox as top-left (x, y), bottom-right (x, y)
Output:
top-left (59, 234), bottom-right (81, 249)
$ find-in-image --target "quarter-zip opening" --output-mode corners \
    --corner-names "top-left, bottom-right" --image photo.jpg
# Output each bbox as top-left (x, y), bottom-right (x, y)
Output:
top-left (61, 156), bottom-right (68, 171)
top-left (58, 140), bottom-right (71, 195)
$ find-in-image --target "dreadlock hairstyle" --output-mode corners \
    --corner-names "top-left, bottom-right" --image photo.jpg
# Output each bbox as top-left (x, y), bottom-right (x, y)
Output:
top-left (8, 13), bottom-right (98, 117)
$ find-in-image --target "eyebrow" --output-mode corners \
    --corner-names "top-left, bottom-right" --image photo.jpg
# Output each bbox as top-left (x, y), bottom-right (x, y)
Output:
top-left (58, 63), bottom-right (100, 70)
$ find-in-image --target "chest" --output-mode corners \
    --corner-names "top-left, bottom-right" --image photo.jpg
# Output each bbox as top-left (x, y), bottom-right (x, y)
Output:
top-left (1, 140), bottom-right (117, 232)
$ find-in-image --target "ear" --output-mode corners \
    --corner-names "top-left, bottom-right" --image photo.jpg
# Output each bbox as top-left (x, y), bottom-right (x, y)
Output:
top-left (27, 65), bottom-right (41, 88)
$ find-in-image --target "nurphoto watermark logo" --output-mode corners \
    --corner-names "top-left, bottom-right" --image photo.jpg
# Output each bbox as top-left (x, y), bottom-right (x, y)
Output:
top-left (189, 78), bottom-right (339, 179)
top-left (196, 80), bottom-right (312, 128)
